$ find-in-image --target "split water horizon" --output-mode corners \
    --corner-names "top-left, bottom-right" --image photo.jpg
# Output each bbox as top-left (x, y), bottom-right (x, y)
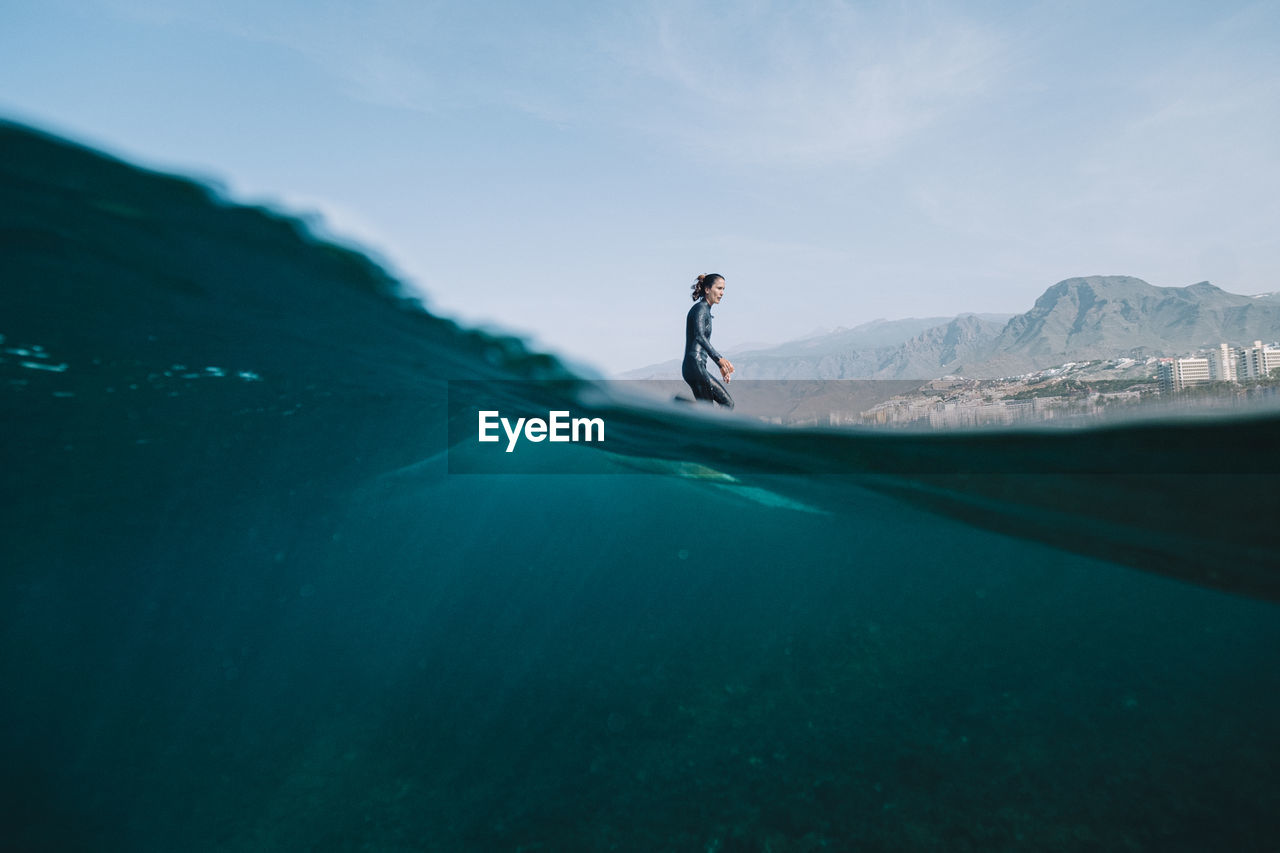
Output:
top-left (3, 122), bottom-right (1278, 851)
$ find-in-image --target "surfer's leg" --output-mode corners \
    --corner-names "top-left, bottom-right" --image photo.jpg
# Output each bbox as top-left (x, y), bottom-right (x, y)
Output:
top-left (704, 372), bottom-right (734, 409)
top-left (682, 359), bottom-right (711, 402)
top-left (683, 358), bottom-right (734, 409)
top-left (688, 379), bottom-right (714, 402)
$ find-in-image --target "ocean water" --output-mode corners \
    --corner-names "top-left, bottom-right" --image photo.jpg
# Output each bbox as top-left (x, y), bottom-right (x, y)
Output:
top-left (3, 122), bottom-right (1279, 852)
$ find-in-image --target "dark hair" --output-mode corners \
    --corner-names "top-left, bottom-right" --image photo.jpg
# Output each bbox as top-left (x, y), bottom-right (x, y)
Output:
top-left (691, 273), bottom-right (724, 302)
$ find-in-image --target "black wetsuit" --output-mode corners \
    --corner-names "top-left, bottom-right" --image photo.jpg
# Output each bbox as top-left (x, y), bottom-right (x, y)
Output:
top-left (682, 298), bottom-right (734, 408)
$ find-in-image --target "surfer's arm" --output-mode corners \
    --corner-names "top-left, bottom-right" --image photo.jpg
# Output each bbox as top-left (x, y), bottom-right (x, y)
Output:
top-left (689, 304), bottom-right (723, 362)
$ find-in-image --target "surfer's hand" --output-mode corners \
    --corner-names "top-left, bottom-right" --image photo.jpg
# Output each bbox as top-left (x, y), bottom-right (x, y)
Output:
top-left (719, 358), bottom-right (734, 381)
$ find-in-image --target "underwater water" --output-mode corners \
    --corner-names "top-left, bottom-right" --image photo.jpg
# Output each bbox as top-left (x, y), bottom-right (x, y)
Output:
top-left (3, 122), bottom-right (1279, 852)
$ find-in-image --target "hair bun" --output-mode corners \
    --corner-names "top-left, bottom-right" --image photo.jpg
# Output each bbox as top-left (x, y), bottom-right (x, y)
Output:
top-left (696, 274), bottom-right (706, 283)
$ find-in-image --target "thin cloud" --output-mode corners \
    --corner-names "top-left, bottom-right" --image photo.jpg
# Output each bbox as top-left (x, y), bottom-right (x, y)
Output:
top-left (601, 0), bottom-right (1007, 167)
top-left (104, 0), bottom-right (446, 111)
top-left (103, 0), bottom-right (1006, 168)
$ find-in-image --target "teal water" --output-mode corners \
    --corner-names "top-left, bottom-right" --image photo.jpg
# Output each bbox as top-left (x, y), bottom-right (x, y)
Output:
top-left (3, 122), bottom-right (1278, 851)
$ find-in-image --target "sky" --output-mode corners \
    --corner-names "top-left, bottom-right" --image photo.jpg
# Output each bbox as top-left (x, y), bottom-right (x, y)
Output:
top-left (3, 0), bottom-right (1279, 375)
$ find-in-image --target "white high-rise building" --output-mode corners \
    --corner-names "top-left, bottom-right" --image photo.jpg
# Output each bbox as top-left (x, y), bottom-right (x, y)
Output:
top-left (1158, 357), bottom-right (1211, 392)
top-left (1177, 357), bottom-right (1210, 387)
top-left (1238, 341), bottom-right (1280, 379)
top-left (1209, 343), bottom-right (1237, 381)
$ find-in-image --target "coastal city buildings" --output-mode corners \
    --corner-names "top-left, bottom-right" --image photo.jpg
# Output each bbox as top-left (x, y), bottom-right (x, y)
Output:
top-left (1238, 340), bottom-right (1280, 380)
top-left (1159, 341), bottom-right (1280, 391)
top-left (862, 340), bottom-right (1280, 428)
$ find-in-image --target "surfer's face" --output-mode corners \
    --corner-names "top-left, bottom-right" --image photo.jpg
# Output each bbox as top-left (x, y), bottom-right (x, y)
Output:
top-left (706, 279), bottom-right (726, 305)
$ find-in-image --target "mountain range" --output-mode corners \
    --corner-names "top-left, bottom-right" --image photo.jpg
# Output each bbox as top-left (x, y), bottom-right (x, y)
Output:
top-left (624, 276), bottom-right (1280, 380)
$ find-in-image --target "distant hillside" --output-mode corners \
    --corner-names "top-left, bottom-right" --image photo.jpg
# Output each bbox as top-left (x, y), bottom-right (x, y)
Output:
top-left (629, 278), bottom-right (1280, 380)
top-left (870, 314), bottom-right (1008, 379)
top-left (752, 317), bottom-right (963, 355)
top-left (619, 315), bottom-right (1006, 379)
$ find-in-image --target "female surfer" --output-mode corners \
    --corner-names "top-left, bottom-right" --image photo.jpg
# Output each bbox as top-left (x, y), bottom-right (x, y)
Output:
top-left (682, 273), bottom-right (735, 408)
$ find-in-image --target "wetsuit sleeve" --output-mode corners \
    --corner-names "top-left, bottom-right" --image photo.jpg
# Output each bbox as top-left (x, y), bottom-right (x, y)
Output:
top-left (690, 303), bottom-right (723, 362)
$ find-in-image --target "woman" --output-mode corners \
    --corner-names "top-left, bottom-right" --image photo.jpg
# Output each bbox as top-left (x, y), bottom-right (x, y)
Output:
top-left (682, 273), bottom-right (735, 408)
